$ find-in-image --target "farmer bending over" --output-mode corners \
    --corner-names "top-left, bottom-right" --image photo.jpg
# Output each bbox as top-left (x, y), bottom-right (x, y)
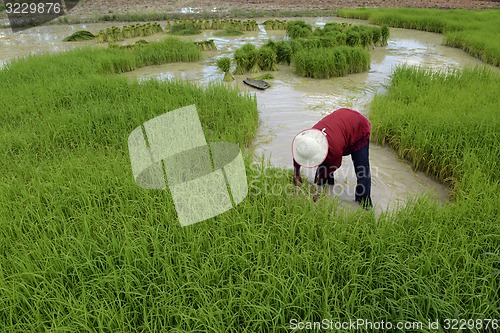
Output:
top-left (292, 108), bottom-right (372, 208)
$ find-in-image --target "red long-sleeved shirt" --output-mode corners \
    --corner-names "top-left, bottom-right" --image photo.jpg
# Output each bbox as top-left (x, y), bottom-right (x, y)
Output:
top-left (294, 108), bottom-right (370, 172)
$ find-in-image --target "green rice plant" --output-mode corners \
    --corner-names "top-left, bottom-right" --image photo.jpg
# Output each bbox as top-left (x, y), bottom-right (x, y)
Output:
top-left (275, 40), bottom-right (293, 65)
top-left (233, 43), bottom-right (256, 75)
top-left (258, 46), bottom-right (279, 71)
top-left (63, 30), bottom-right (96, 42)
top-left (95, 30), bottom-right (107, 43)
top-left (286, 20), bottom-right (313, 39)
top-left (169, 22), bottom-right (201, 35)
top-left (337, 8), bottom-right (500, 67)
top-left (292, 46), bottom-right (369, 79)
top-left (216, 57), bottom-right (234, 82)
top-left (381, 25), bottom-right (390, 46)
top-left (194, 40), bottom-right (217, 51)
top-left (248, 48), bottom-right (261, 73)
top-left (345, 30), bottom-right (361, 47)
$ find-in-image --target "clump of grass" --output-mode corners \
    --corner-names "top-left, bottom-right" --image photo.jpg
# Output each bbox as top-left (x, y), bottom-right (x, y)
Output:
top-left (194, 40), bottom-right (217, 51)
top-left (93, 22), bottom-right (163, 43)
top-left (165, 18), bottom-right (259, 32)
top-left (233, 43), bottom-right (256, 75)
top-left (258, 46), bottom-right (279, 71)
top-left (231, 21), bottom-right (386, 78)
top-left (293, 46), bottom-right (370, 78)
top-left (63, 30), bottom-right (96, 42)
top-left (262, 19), bottom-right (287, 30)
top-left (169, 22), bottom-right (200, 35)
top-left (286, 20), bottom-right (313, 39)
top-left (216, 57), bottom-right (234, 82)
top-left (275, 40), bottom-right (293, 65)
top-left (337, 8), bottom-right (500, 66)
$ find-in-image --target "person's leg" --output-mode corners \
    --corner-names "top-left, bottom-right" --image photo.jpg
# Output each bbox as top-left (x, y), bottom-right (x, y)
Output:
top-left (351, 141), bottom-right (372, 208)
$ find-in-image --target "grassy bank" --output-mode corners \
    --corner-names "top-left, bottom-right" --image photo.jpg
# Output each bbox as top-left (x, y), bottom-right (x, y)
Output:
top-left (369, 65), bottom-right (500, 327)
top-left (337, 8), bottom-right (500, 67)
top-left (1, 37), bottom-right (499, 332)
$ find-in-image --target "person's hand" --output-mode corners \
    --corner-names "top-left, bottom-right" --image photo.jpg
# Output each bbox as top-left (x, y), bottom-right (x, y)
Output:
top-left (293, 175), bottom-right (303, 186)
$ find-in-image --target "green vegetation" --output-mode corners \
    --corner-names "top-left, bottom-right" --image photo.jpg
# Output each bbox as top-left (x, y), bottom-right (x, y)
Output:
top-left (94, 22), bottom-right (163, 43)
top-left (370, 66), bottom-right (499, 188)
top-left (293, 46), bottom-right (370, 79)
top-left (63, 30), bottom-right (96, 42)
top-left (86, 9), bottom-right (336, 24)
top-left (263, 19), bottom-right (288, 30)
top-left (233, 43), bottom-right (258, 75)
top-left (166, 18), bottom-right (259, 31)
top-left (337, 8), bottom-right (500, 67)
top-left (1, 11), bottom-right (499, 332)
top-left (194, 40), bottom-right (218, 51)
top-left (216, 56), bottom-right (234, 81)
top-left (231, 21), bottom-right (382, 78)
top-left (169, 22), bottom-right (201, 35)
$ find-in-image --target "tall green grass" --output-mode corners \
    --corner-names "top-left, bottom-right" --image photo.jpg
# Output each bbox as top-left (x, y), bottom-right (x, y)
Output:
top-left (370, 66), bottom-right (500, 188)
top-left (337, 8), bottom-right (500, 67)
top-left (0, 34), bottom-right (499, 331)
top-left (293, 46), bottom-right (370, 78)
top-left (232, 21), bottom-right (383, 78)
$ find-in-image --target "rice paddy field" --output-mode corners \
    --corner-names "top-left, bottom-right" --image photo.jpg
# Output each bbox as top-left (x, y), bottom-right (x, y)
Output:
top-left (0, 8), bottom-right (499, 332)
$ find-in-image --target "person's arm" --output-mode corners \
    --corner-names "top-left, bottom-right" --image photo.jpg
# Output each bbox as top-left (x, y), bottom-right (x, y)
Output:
top-left (293, 159), bottom-right (302, 186)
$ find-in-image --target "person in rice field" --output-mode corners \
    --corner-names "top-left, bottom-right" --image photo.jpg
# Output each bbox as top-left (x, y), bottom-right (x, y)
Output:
top-left (292, 108), bottom-right (372, 208)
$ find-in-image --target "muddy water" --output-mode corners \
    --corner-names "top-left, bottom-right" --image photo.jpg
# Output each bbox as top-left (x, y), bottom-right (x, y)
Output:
top-left (1, 18), bottom-right (497, 215)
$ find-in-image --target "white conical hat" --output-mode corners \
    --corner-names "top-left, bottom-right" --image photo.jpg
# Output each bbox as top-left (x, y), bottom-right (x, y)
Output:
top-left (292, 128), bottom-right (328, 168)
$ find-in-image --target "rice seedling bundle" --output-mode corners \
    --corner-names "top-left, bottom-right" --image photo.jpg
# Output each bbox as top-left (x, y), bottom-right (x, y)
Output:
top-left (110, 26), bottom-right (123, 41)
top-left (293, 46), bottom-right (369, 79)
top-left (345, 30), bottom-right (362, 47)
top-left (216, 57), bottom-right (234, 82)
top-left (169, 22), bottom-right (201, 35)
top-left (275, 41), bottom-right (293, 65)
top-left (337, 8), bottom-right (500, 66)
top-left (194, 40), bottom-right (217, 51)
top-left (63, 30), bottom-right (96, 42)
top-left (258, 46), bottom-right (279, 71)
top-left (233, 43), bottom-right (256, 75)
top-left (286, 20), bottom-right (313, 39)
top-left (95, 30), bottom-right (107, 43)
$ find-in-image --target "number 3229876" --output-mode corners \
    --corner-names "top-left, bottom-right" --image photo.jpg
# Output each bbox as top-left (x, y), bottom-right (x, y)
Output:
top-left (443, 319), bottom-right (498, 331)
top-left (6, 3), bottom-right (62, 14)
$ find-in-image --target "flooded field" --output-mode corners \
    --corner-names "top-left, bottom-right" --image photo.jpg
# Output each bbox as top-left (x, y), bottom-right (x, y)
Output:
top-left (1, 18), bottom-right (496, 215)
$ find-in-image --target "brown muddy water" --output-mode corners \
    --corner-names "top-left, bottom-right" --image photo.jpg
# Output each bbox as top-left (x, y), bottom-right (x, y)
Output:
top-left (1, 18), bottom-right (497, 215)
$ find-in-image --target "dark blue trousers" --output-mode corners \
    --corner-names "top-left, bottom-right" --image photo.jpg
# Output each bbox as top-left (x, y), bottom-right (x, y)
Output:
top-left (315, 141), bottom-right (372, 208)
